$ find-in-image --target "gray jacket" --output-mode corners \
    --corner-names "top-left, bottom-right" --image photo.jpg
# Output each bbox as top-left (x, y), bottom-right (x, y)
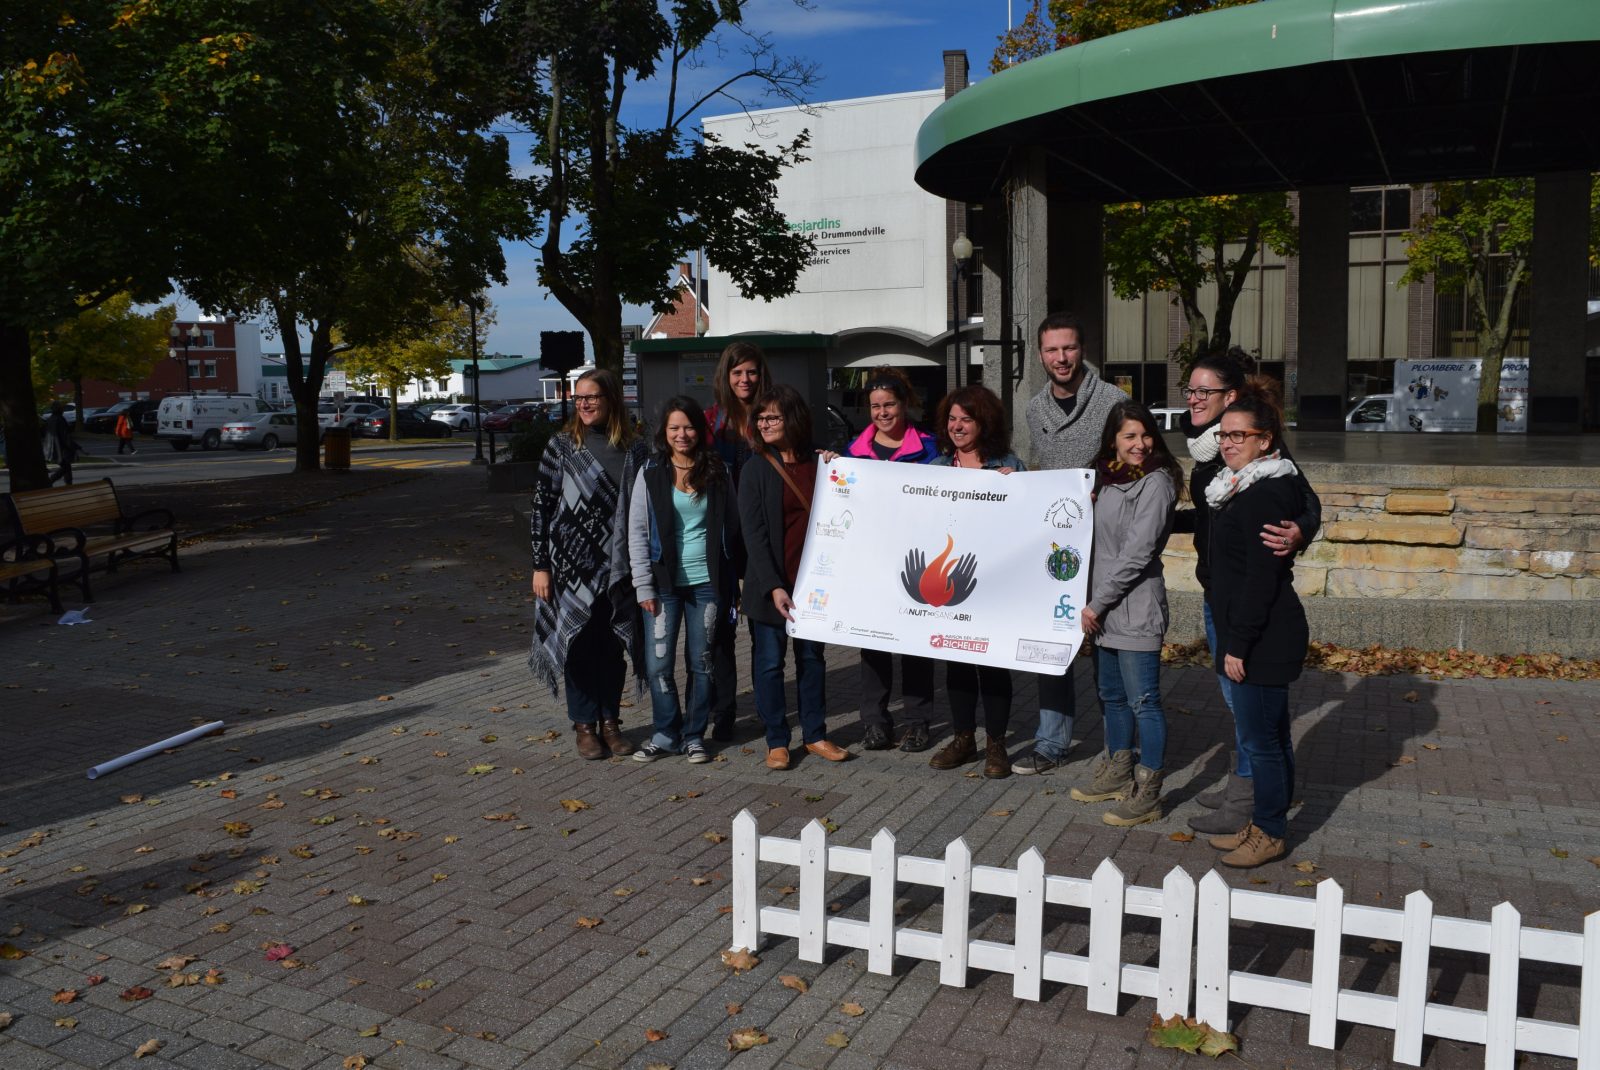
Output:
top-left (1087, 469), bottom-right (1175, 652)
top-left (1024, 367), bottom-right (1122, 471)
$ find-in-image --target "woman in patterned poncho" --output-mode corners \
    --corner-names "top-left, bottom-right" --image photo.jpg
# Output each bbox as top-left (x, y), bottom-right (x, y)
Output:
top-left (529, 368), bottom-right (649, 760)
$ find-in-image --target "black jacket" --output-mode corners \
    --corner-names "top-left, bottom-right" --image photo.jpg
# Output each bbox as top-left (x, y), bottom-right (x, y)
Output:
top-left (737, 452), bottom-right (814, 628)
top-left (1207, 473), bottom-right (1310, 686)
top-left (637, 458), bottom-right (741, 604)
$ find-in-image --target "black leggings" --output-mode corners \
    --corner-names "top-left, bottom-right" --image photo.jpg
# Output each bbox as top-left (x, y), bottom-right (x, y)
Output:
top-left (946, 663), bottom-right (1012, 740)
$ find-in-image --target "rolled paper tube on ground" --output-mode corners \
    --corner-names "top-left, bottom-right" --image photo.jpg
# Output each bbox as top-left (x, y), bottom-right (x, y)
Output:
top-left (86, 721), bottom-right (225, 780)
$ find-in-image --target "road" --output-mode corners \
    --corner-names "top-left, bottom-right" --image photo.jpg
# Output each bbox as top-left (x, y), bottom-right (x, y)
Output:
top-left (1, 434), bottom-right (483, 491)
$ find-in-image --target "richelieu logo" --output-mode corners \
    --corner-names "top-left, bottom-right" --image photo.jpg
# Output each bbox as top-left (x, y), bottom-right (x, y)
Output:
top-left (901, 535), bottom-right (977, 608)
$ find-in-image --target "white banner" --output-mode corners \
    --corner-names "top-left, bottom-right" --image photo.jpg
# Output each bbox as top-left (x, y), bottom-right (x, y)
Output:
top-left (785, 457), bottom-right (1095, 673)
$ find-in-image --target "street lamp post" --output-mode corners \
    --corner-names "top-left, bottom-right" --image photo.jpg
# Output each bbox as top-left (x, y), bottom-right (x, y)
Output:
top-left (168, 323), bottom-right (201, 391)
top-left (950, 233), bottom-right (974, 387)
top-left (468, 299), bottom-right (485, 465)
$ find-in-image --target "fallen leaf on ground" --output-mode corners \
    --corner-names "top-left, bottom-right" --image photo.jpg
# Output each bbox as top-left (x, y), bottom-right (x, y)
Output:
top-left (1422, 742), bottom-right (1440, 750)
top-left (120, 986), bottom-right (154, 1001)
top-left (357, 1025), bottom-right (381, 1038)
top-left (1294, 879), bottom-right (1317, 887)
top-left (55, 1016), bottom-right (77, 1028)
top-left (466, 764), bottom-right (496, 776)
top-left (342, 1055), bottom-right (367, 1070)
top-left (840, 1002), bottom-right (865, 1017)
top-left (85, 974), bottom-right (105, 986)
top-left (204, 969), bottom-right (225, 985)
top-left (52, 989), bottom-right (78, 1004)
top-left (989, 809), bottom-right (1013, 817)
top-left (1370, 940), bottom-right (1398, 953)
top-left (0, 1011), bottom-right (10, 1028)
top-left (210, 923), bottom-right (232, 934)
top-left (824, 1032), bottom-right (850, 1048)
top-left (727, 1027), bottom-right (770, 1052)
top-left (120, 794), bottom-right (143, 804)
top-left (482, 812), bottom-right (516, 822)
top-left (559, 799), bottom-right (590, 813)
top-left (1392, 755), bottom-right (1417, 766)
top-left (575, 916), bottom-right (603, 929)
top-left (167, 972), bottom-right (201, 987)
top-left (1552, 847), bottom-right (1569, 859)
top-left (134, 1038), bottom-right (163, 1058)
top-left (1402, 690), bottom-right (1418, 703)
top-left (414, 979), bottom-right (436, 990)
top-left (779, 974), bottom-right (808, 993)
top-left (690, 877), bottom-right (711, 887)
top-left (725, 1003), bottom-right (742, 1016)
top-left (1147, 1014), bottom-right (1238, 1057)
top-left (347, 895), bottom-right (370, 906)
top-left (156, 954), bottom-right (195, 970)
top-left (1291, 860), bottom-right (1317, 873)
top-left (720, 948), bottom-right (759, 973)
top-left (124, 904), bottom-right (150, 916)
top-left (703, 831), bottom-right (727, 844)
top-left (1168, 831), bottom-right (1195, 843)
top-left (223, 821), bottom-right (252, 838)
top-left (264, 944), bottom-right (295, 961)
top-left (645, 1028), bottom-right (668, 1042)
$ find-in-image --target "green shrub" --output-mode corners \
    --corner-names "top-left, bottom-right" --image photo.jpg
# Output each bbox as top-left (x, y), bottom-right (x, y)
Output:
top-left (507, 420), bottom-right (556, 463)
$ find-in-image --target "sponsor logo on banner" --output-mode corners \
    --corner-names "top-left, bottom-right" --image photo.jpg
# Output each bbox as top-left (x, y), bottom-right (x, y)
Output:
top-left (1046, 542), bottom-right (1082, 582)
top-left (900, 535), bottom-right (978, 608)
top-left (1044, 497), bottom-right (1084, 530)
top-left (815, 510), bottom-right (854, 539)
top-left (1016, 638), bottom-right (1073, 666)
top-left (827, 468), bottom-right (857, 495)
top-left (806, 589), bottom-right (829, 611)
top-left (930, 634), bottom-right (989, 653)
top-left (1053, 594), bottom-right (1077, 621)
top-left (811, 551), bottom-right (836, 578)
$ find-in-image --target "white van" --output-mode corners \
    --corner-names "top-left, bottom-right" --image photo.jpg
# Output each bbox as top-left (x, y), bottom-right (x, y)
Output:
top-left (157, 394), bottom-right (272, 451)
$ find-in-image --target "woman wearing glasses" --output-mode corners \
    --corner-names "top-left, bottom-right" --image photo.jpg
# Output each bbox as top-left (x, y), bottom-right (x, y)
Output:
top-left (1176, 351), bottom-right (1320, 837)
top-left (843, 366), bottom-right (939, 753)
top-left (925, 385), bottom-right (1026, 779)
top-left (530, 368), bottom-right (649, 760)
top-left (737, 385), bottom-right (850, 770)
top-left (1203, 386), bottom-right (1310, 868)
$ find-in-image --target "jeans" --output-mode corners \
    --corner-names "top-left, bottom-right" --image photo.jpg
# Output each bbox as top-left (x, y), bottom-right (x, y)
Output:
top-left (1230, 681), bottom-right (1293, 838)
top-left (642, 584), bottom-right (718, 751)
top-left (564, 611), bottom-right (625, 727)
top-left (948, 663), bottom-right (1012, 739)
top-left (1032, 664), bottom-right (1077, 761)
top-left (1095, 646), bottom-right (1167, 771)
top-left (749, 621), bottom-right (827, 750)
top-left (1203, 599), bottom-right (1251, 778)
top-left (857, 650), bottom-right (934, 730)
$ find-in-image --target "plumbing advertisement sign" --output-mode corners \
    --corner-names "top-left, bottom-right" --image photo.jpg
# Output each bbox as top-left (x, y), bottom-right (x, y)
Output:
top-left (1394, 358), bottom-right (1529, 432)
top-left (785, 458), bottom-right (1094, 673)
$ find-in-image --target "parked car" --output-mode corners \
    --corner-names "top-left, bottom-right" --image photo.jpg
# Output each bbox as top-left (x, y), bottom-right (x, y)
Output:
top-left (222, 412), bottom-right (299, 451)
top-left (158, 393), bottom-right (271, 450)
top-left (358, 408), bottom-right (452, 439)
top-left (1345, 394), bottom-right (1397, 432)
top-left (317, 402), bottom-right (383, 432)
top-left (84, 400), bottom-right (159, 435)
top-left (429, 403), bottom-right (490, 430)
top-left (481, 403), bottom-right (549, 432)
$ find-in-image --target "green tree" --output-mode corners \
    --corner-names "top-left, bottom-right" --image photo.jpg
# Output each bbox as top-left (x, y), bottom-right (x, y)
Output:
top-left (32, 294), bottom-right (176, 414)
top-left (452, 0), bottom-right (816, 373)
top-left (341, 296), bottom-right (494, 438)
top-left (991, 0), bottom-right (1060, 73)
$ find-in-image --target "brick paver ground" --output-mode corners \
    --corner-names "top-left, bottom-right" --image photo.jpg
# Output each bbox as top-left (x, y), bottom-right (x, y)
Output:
top-left (1, 470), bottom-right (1596, 1070)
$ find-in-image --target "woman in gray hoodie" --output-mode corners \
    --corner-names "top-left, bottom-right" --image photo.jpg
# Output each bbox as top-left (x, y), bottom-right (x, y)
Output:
top-left (1069, 401), bottom-right (1183, 826)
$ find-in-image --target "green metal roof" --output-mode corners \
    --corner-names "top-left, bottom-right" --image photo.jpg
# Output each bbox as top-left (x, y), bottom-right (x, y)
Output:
top-left (632, 333), bottom-right (833, 354)
top-left (915, 0), bottom-right (1600, 202)
top-left (448, 356), bottom-right (534, 373)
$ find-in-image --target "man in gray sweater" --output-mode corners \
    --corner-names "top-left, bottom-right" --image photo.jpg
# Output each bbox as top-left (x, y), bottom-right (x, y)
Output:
top-left (1012, 311), bottom-right (1122, 775)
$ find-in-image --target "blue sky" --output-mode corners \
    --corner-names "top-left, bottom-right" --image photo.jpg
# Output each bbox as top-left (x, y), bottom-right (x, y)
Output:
top-left (182, 1), bottom-right (1015, 358)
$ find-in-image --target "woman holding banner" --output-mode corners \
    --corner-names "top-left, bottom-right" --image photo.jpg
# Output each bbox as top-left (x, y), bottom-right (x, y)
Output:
top-left (738, 385), bottom-right (850, 771)
top-left (925, 385), bottom-right (1027, 779)
top-left (844, 367), bottom-right (939, 753)
top-left (1070, 401), bottom-right (1181, 826)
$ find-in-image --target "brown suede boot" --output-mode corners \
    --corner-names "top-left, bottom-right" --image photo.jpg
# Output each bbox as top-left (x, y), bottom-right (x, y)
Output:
top-left (983, 738), bottom-right (1011, 779)
top-left (1208, 822), bottom-right (1252, 851)
top-left (928, 732), bottom-right (977, 770)
top-left (1218, 824), bottom-right (1286, 869)
top-left (599, 720), bottom-right (634, 757)
top-left (574, 722), bottom-right (606, 760)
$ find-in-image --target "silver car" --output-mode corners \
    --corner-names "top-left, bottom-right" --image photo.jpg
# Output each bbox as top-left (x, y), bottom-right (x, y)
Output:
top-left (429, 404), bottom-right (490, 430)
top-left (222, 412), bottom-right (298, 451)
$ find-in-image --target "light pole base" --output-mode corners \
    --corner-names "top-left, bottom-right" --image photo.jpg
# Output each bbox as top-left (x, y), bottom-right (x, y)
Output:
top-left (471, 457), bottom-right (488, 466)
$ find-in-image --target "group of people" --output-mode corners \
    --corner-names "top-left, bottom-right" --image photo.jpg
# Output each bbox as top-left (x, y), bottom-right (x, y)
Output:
top-left (526, 313), bottom-right (1320, 869)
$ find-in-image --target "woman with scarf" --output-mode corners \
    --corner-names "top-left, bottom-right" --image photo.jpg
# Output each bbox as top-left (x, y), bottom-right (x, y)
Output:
top-left (530, 368), bottom-right (649, 760)
top-left (1069, 401), bottom-right (1181, 826)
top-left (925, 385), bottom-right (1027, 779)
top-left (844, 366), bottom-right (939, 752)
top-left (702, 341), bottom-right (770, 741)
top-left (626, 397), bottom-right (740, 764)
top-left (1176, 351), bottom-right (1320, 836)
top-left (1203, 387), bottom-right (1310, 868)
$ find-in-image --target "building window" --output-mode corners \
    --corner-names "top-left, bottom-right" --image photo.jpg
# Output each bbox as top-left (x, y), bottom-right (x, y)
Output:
top-left (187, 360), bottom-right (200, 381)
top-left (202, 330), bottom-right (217, 348)
top-left (438, 380), bottom-right (449, 392)
top-left (203, 360), bottom-right (218, 379)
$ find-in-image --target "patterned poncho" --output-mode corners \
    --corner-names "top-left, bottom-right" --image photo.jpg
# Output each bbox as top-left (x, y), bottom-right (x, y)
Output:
top-left (527, 430), bottom-right (648, 697)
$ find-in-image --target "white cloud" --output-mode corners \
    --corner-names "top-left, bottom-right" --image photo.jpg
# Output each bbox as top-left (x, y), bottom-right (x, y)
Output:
top-left (740, 0), bottom-right (932, 38)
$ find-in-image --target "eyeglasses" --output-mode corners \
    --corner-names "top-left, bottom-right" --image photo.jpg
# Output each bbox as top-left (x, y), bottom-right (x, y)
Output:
top-left (1181, 386), bottom-right (1228, 400)
top-left (572, 393), bottom-right (604, 407)
top-left (1217, 429), bottom-right (1267, 444)
top-left (754, 414), bottom-right (784, 425)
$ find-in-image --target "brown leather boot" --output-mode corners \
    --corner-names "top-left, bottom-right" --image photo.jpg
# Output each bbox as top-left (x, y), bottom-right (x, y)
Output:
top-left (574, 722), bottom-right (606, 760)
top-left (599, 719), bottom-right (634, 756)
top-left (928, 732), bottom-right (977, 770)
top-left (1218, 824), bottom-right (1286, 869)
top-left (983, 738), bottom-right (1011, 779)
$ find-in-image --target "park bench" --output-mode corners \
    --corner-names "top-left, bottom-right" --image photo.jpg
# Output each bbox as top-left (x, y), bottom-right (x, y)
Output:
top-left (0, 535), bottom-right (63, 613)
top-left (1, 478), bottom-right (178, 602)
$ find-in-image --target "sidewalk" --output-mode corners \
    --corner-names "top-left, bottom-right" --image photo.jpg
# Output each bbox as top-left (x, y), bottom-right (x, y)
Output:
top-left (0, 471), bottom-right (1595, 1070)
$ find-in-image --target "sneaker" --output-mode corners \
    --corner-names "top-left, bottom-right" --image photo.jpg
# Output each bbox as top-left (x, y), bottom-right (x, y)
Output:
top-left (632, 742), bottom-right (670, 763)
top-left (1011, 752), bottom-right (1059, 776)
top-left (685, 742), bottom-right (711, 764)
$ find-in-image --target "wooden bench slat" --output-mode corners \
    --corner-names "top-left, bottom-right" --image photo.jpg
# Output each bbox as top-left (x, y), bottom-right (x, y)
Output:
top-left (2, 478), bottom-right (177, 605)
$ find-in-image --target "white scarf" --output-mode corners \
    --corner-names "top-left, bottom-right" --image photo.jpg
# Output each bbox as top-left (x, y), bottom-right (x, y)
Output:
top-left (1205, 452), bottom-right (1299, 508)
top-left (1186, 421), bottom-right (1221, 463)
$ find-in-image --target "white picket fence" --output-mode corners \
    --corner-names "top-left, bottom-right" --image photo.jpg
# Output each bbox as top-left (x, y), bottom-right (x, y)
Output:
top-left (728, 810), bottom-right (1600, 1069)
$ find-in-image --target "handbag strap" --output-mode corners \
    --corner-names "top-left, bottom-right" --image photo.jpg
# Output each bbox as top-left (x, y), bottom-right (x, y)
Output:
top-left (765, 452), bottom-right (812, 510)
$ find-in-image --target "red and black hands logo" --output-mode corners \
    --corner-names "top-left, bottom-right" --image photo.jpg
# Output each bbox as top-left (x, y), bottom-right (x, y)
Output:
top-left (901, 535), bottom-right (978, 608)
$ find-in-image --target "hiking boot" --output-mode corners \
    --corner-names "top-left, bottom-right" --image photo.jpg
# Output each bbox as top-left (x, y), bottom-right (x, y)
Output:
top-left (1189, 775), bottom-right (1254, 835)
top-left (574, 722), bottom-right (606, 761)
top-left (983, 738), bottom-right (1011, 779)
top-left (1070, 750), bottom-right (1135, 802)
top-left (928, 732), bottom-right (977, 770)
top-left (1011, 751), bottom-right (1059, 776)
top-left (1103, 765), bottom-right (1164, 827)
top-left (599, 719), bottom-right (634, 757)
top-left (898, 722), bottom-right (931, 753)
top-left (861, 725), bottom-right (892, 751)
top-left (1218, 824), bottom-right (1287, 869)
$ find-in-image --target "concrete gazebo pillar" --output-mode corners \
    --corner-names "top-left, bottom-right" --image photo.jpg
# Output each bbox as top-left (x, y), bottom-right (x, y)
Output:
top-left (1529, 172), bottom-right (1591, 433)
top-left (1294, 186), bottom-right (1350, 432)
